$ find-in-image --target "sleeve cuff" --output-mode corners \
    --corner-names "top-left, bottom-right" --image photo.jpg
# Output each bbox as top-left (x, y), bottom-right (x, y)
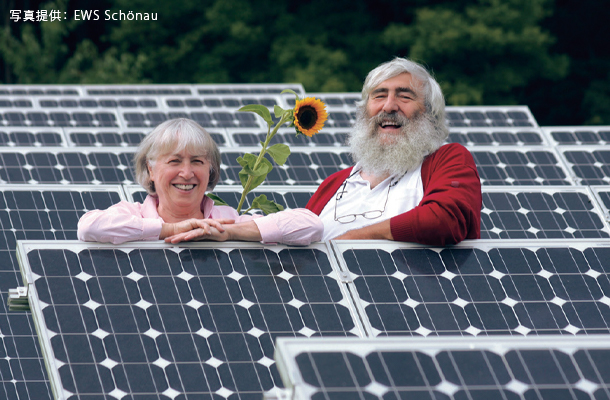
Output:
top-left (141, 219), bottom-right (163, 241)
top-left (252, 216), bottom-right (281, 244)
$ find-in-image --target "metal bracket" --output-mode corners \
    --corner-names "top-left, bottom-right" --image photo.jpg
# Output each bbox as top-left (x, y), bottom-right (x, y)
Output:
top-left (338, 271), bottom-right (353, 283)
top-left (8, 287), bottom-right (30, 311)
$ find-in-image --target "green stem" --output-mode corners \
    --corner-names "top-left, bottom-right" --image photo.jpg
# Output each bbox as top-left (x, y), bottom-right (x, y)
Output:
top-left (236, 113), bottom-right (291, 214)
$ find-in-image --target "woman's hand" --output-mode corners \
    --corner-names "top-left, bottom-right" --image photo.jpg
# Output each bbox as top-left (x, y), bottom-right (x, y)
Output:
top-left (160, 218), bottom-right (234, 242)
top-left (164, 220), bottom-right (263, 244)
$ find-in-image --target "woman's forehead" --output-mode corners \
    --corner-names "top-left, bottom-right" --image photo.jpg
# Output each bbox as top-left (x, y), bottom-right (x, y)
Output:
top-left (154, 141), bottom-right (207, 158)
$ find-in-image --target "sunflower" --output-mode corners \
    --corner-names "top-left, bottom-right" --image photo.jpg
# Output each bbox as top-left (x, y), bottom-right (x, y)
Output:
top-left (293, 97), bottom-right (328, 137)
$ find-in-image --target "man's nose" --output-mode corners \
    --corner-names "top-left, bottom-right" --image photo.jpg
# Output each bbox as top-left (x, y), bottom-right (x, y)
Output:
top-left (382, 95), bottom-right (399, 113)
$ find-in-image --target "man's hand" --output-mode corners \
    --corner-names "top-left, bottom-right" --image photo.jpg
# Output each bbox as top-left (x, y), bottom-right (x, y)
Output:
top-left (160, 218), bottom-right (235, 242)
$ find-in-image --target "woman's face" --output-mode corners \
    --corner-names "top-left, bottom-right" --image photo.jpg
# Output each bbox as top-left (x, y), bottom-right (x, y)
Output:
top-left (148, 148), bottom-right (210, 212)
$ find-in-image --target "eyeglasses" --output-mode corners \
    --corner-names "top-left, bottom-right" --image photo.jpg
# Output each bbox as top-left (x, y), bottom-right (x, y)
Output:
top-left (334, 172), bottom-right (403, 224)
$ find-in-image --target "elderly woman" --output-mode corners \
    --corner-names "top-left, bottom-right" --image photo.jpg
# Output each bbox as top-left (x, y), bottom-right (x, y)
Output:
top-left (78, 118), bottom-right (323, 245)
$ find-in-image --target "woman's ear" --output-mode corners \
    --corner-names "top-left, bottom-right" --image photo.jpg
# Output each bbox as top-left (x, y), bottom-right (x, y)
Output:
top-left (147, 160), bottom-right (154, 180)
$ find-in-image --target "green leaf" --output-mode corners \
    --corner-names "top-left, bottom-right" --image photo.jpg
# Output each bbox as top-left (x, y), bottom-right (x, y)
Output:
top-left (206, 193), bottom-right (229, 206)
top-left (281, 88), bottom-right (300, 101)
top-left (236, 154), bottom-right (252, 168)
top-left (238, 157), bottom-right (273, 190)
top-left (251, 194), bottom-right (285, 215)
top-left (266, 143), bottom-right (290, 166)
top-left (274, 105), bottom-right (286, 118)
top-left (238, 104), bottom-right (273, 125)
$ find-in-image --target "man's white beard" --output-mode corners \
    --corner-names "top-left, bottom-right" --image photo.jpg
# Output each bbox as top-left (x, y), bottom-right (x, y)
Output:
top-left (348, 109), bottom-right (447, 177)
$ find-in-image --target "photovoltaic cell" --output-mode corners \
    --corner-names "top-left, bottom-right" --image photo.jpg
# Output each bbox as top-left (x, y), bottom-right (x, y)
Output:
top-left (481, 187), bottom-right (610, 239)
top-left (16, 242), bottom-right (362, 400)
top-left (558, 146), bottom-right (610, 185)
top-left (0, 186), bottom-right (124, 400)
top-left (272, 336), bottom-right (610, 400)
top-left (333, 240), bottom-right (610, 337)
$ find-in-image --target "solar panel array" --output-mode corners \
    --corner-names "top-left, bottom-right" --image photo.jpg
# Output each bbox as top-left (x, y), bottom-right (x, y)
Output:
top-left (2, 84), bottom-right (610, 400)
top-left (274, 336), bottom-right (610, 400)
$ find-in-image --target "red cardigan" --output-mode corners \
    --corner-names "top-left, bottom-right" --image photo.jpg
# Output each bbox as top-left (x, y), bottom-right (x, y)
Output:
top-left (306, 143), bottom-right (482, 245)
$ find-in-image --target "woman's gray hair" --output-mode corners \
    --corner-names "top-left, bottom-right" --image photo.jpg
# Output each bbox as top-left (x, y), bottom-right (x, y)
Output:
top-left (134, 118), bottom-right (221, 194)
top-left (360, 57), bottom-right (447, 130)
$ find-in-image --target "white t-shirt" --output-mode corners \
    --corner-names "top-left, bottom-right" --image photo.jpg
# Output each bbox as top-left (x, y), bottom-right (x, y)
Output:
top-left (319, 162), bottom-right (424, 240)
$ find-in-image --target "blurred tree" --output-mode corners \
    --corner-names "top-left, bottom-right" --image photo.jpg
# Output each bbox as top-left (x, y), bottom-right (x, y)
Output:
top-left (1, 0), bottom-right (607, 125)
top-left (382, 0), bottom-right (569, 106)
top-left (0, 0), bottom-right (146, 83)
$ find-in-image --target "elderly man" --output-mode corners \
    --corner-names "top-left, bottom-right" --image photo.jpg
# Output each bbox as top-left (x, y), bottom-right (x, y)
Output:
top-left (306, 57), bottom-right (481, 245)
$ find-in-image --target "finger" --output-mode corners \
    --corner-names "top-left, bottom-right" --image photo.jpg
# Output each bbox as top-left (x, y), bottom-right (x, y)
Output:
top-left (201, 220), bottom-right (225, 233)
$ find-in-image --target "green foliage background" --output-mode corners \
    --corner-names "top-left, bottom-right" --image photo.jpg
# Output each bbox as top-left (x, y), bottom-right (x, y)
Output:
top-left (1, 0), bottom-right (609, 125)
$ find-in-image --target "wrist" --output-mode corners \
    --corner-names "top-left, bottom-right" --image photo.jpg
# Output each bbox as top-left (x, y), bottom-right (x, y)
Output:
top-left (222, 224), bottom-right (235, 241)
top-left (159, 223), bottom-right (173, 239)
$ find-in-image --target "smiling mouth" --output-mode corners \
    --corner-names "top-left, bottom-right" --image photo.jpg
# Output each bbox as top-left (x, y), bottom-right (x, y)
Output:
top-left (173, 184), bottom-right (196, 191)
top-left (380, 120), bottom-right (402, 129)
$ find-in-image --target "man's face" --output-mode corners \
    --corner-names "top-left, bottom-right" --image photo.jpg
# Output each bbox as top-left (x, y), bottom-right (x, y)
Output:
top-left (365, 72), bottom-right (426, 141)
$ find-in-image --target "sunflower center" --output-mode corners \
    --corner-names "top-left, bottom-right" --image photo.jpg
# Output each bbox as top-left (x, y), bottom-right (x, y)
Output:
top-left (297, 106), bottom-right (318, 130)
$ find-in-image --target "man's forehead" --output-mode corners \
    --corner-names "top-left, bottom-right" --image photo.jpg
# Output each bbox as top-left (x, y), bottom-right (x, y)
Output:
top-left (372, 72), bottom-right (418, 92)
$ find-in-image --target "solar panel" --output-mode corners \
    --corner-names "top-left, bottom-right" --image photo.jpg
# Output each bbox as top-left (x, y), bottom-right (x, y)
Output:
top-left (0, 185), bottom-right (124, 400)
top-left (591, 186), bottom-right (610, 218)
top-left (119, 109), bottom-right (263, 129)
top-left (471, 147), bottom-right (572, 185)
top-left (0, 87), bottom-right (83, 96)
top-left (481, 186), bottom-right (610, 239)
top-left (0, 128), bottom-right (67, 147)
top-left (1, 109), bottom-right (120, 128)
top-left (195, 83), bottom-right (305, 96)
top-left (448, 127), bottom-right (547, 146)
top-left (332, 239), bottom-right (610, 337)
top-left (445, 106), bottom-right (538, 128)
top-left (543, 126), bottom-right (610, 146)
top-left (272, 335), bottom-right (610, 400)
top-left (63, 127), bottom-right (229, 148)
top-left (16, 241), bottom-right (363, 400)
top-left (221, 147), bottom-right (351, 186)
top-left (558, 145), bottom-right (610, 185)
top-left (0, 148), bottom-right (136, 185)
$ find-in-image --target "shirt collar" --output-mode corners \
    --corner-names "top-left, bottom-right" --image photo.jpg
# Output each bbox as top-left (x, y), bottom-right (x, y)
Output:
top-left (149, 193), bottom-right (215, 218)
